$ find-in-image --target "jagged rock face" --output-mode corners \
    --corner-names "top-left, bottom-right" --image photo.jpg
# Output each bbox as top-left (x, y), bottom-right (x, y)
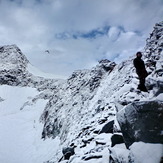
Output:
top-left (143, 22), bottom-right (163, 97)
top-left (98, 59), bottom-right (116, 72)
top-left (117, 101), bottom-right (163, 148)
top-left (40, 60), bottom-right (116, 142)
top-left (0, 45), bottom-right (28, 85)
top-left (144, 21), bottom-right (163, 76)
top-left (0, 45), bottom-right (29, 70)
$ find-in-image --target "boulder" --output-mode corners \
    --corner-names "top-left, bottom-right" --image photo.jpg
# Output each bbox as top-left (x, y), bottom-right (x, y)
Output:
top-left (99, 120), bottom-right (114, 134)
top-left (111, 134), bottom-right (124, 147)
top-left (117, 101), bottom-right (163, 148)
top-left (62, 147), bottom-right (75, 160)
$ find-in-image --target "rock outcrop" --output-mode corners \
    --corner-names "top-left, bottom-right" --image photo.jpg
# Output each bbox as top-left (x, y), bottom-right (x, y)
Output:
top-left (40, 58), bottom-right (116, 141)
top-left (117, 101), bottom-right (163, 148)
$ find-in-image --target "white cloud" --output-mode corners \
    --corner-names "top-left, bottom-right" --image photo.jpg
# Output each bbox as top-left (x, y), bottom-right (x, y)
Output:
top-left (108, 27), bottom-right (121, 41)
top-left (0, 0), bottom-right (162, 78)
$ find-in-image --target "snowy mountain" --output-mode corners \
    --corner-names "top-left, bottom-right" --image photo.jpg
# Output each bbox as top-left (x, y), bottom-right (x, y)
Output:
top-left (0, 45), bottom-right (64, 163)
top-left (0, 21), bottom-right (163, 163)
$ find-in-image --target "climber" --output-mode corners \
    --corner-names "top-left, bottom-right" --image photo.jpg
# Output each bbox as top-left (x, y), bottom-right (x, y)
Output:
top-left (133, 52), bottom-right (148, 92)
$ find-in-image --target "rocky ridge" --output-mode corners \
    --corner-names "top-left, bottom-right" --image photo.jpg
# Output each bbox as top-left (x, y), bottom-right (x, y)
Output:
top-left (41, 21), bottom-right (163, 163)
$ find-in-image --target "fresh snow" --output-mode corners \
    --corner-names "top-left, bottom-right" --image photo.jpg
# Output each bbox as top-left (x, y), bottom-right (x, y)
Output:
top-left (130, 142), bottom-right (163, 163)
top-left (0, 85), bottom-right (60, 163)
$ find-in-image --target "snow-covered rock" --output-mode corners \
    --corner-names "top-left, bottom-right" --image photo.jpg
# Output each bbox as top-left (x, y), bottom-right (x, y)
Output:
top-left (129, 142), bottom-right (163, 163)
top-left (117, 100), bottom-right (163, 148)
top-left (40, 58), bottom-right (116, 142)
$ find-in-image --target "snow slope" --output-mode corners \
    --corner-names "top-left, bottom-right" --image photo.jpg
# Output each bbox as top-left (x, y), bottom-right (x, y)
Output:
top-left (27, 63), bottom-right (66, 79)
top-left (0, 85), bottom-right (60, 163)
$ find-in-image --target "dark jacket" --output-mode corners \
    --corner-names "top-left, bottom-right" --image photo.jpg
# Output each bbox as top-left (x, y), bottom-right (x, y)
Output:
top-left (133, 57), bottom-right (148, 78)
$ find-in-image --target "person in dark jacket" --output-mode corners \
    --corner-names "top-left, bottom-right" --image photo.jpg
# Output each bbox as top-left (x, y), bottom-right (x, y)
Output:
top-left (133, 52), bottom-right (148, 92)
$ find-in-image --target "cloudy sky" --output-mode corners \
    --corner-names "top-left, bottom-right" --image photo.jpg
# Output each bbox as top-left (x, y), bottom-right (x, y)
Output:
top-left (0, 0), bottom-right (163, 78)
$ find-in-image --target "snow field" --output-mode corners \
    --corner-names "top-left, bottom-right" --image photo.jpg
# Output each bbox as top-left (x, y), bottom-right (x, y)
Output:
top-left (0, 85), bottom-right (60, 163)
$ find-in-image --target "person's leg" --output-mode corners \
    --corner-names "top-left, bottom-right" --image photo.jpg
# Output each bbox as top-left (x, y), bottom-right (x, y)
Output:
top-left (139, 77), bottom-right (147, 92)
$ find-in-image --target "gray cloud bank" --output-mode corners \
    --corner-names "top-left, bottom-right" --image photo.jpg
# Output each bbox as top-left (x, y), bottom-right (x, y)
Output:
top-left (0, 0), bottom-right (163, 77)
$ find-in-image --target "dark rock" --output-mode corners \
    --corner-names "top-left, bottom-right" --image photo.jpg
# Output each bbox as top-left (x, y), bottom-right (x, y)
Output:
top-left (82, 126), bottom-right (91, 131)
top-left (119, 100), bottom-right (131, 106)
top-left (82, 155), bottom-right (102, 161)
top-left (111, 134), bottom-right (124, 147)
top-left (99, 120), bottom-right (114, 134)
top-left (93, 129), bottom-right (100, 134)
top-left (62, 147), bottom-right (75, 160)
top-left (117, 101), bottom-right (163, 148)
top-left (99, 59), bottom-right (116, 72)
top-left (82, 137), bottom-right (94, 143)
top-left (64, 152), bottom-right (72, 160)
top-left (80, 143), bottom-right (87, 148)
top-left (0, 47), bottom-right (4, 52)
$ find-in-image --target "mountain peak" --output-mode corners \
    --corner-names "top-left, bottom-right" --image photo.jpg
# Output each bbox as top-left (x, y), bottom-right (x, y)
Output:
top-left (0, 44), bottom-right (61, 88)
top-left (0, 44), bottom-right (26, 57)
top-left (0, 44), bottom-right (29, 72)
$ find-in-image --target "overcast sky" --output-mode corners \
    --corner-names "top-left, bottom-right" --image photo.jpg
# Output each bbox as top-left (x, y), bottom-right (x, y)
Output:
top-left (0, 0), bottom-right (163, 78)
